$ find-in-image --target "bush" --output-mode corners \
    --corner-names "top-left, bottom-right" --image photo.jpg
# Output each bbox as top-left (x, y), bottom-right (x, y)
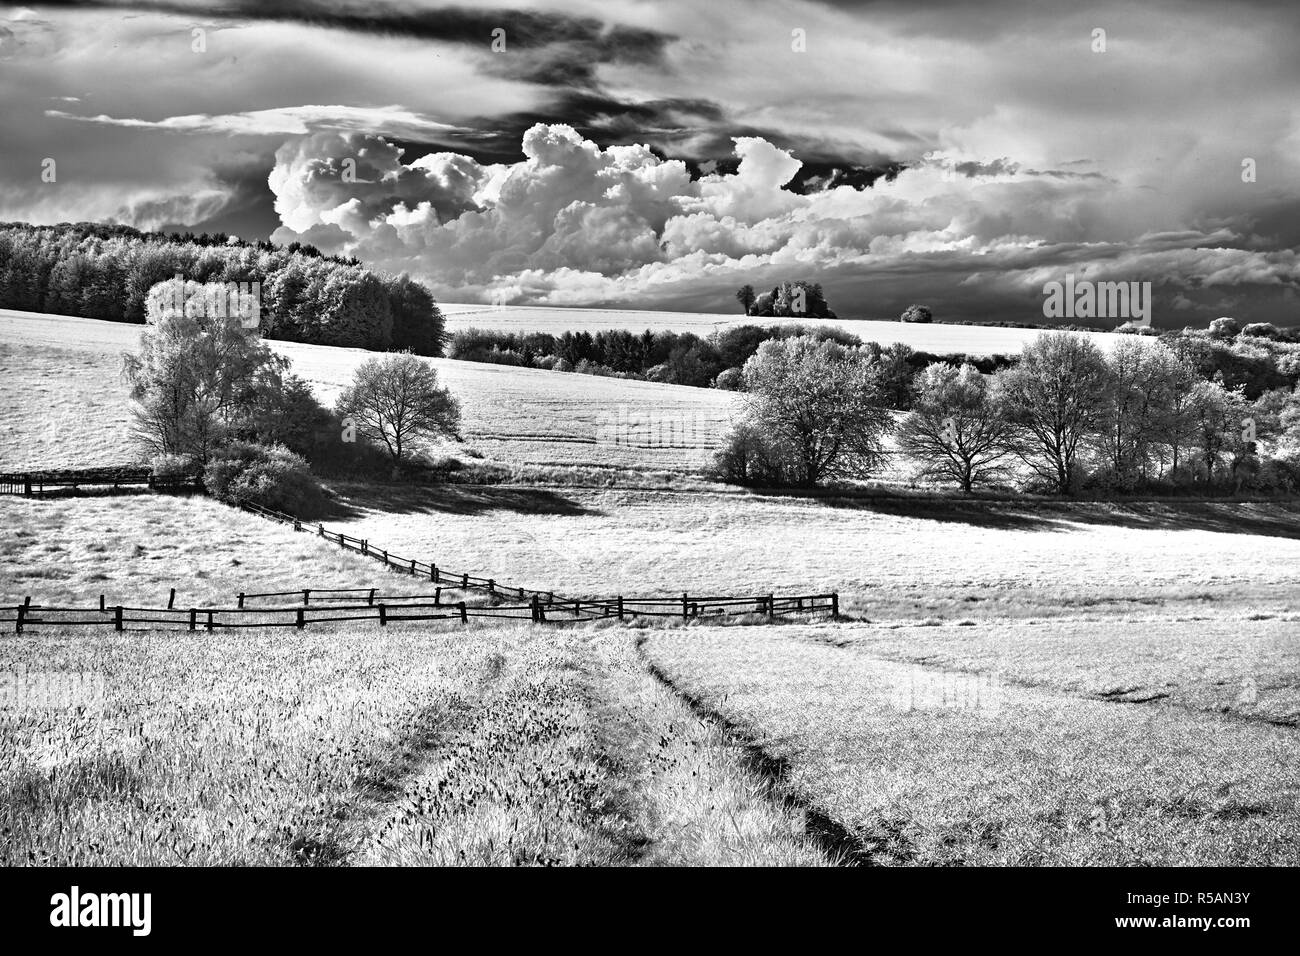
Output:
top-left (203, 442), bottom-right (325, 515)
top-left (714, 367), bottom-right (745, 390)
top-left (900, 304), bottom-right (933, 323)
top-left (149, 453), bottom-right (198, 478)
top-left (712, 422), bottom-right (798, 486)
top-left (1208, 317), bottom-right (1240, 339)
top-left (1241, 322), bottom-right (1281, 340)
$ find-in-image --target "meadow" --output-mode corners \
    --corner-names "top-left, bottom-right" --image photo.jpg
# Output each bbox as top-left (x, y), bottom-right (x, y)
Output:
top-left (0, 494), bottom-right (829, 866)
top-left (2, 308), bottom-right (1297, 867)
top-left (640, 627), bottom-right (1300, 865)
top-left (0, 310), bottom-right (739, 472)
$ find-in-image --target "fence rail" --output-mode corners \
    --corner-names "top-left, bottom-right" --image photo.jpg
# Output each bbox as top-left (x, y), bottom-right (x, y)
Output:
top-left (2, 590), bottom-right (838, 634)
top-left (0, 467), bottom-right (201, 496)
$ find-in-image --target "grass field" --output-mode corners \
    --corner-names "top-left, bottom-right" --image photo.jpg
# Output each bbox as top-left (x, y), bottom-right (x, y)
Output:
top-left (438, 303), bottom-right (1122, 357)
top-left (0, 310), bottom-right (739, 472)
top-left (0, 492), bottom-right (830, 866)
top-left (4, 308), bottom-right (1299, 867)
top-left (640, 627), bottom-right (1300, 865)
top-left (316, 484), bottom-right (1300, 621)
top-left (1, 624), bottom-right (830, 866)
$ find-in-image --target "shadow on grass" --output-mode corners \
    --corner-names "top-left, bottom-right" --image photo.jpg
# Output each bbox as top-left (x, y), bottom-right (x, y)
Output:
top-left (320, 480), bottom-right (602, 519)
top-left (752, 489), bottom-right (1300, 538)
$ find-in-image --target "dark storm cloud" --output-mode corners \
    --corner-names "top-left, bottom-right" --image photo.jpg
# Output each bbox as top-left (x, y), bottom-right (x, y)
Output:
top-left (39, 0), bottom-right (674, 86)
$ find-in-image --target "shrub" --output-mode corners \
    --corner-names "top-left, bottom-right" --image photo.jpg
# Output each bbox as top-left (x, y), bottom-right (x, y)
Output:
top-left (203, 442), bottom-right (325, 515)
top-left (1241, 322), bottom-right (1281, 340)
top-left (1208, 317), bottom-right (1240, 339)
top-left (149, 453), bottom-right (198, 478)
top-left (712, 421), bottom-right (797, 486)
top-left (900, 304), bottom-right (933, 323)
top-left (714, 367), bottom-right (745, 390)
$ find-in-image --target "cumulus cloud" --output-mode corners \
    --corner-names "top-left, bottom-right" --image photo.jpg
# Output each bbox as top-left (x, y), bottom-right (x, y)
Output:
top-left (269, 124), bottom-right (1300, 323)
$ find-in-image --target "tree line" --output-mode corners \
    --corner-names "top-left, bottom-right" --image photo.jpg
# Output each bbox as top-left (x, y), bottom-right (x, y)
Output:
top-left (448, 324), bottom-right (1018, 392)
top-left (0, 222), bottom-right (445, 355)
top-left (720, 331), bottom-right (1300, 495)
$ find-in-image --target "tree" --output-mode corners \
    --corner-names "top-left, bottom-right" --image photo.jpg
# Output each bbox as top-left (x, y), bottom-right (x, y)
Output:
top-left (1094, 338), bottom-right (1193, 487)
top-left (899, 363), bottom-right (1014, 492)
top-left (736, 336), bottom-right (892, 485)
top-left (995, 333), bottom-right (1111, 494)
top-left (335, 353), bottom-right (462, 463)
top-left (900, 304), bottom-right (933, 323)
top-left (122, 278), bottom-right (289, 461)
top-left (735, 284), bottom-right (756, 314)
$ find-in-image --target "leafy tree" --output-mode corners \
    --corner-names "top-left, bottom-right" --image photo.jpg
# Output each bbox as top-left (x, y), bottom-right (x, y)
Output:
top-left (335, 353), bottom-right (462, 463)
top-left (735, 284), bottom-right (756, 314)
top-left (736, 336), bottom-right (892, 485)
top-left (900, 304), bottom-right (933, 323)
top-left (1094, 338), bottom-right (1194, 487)
top-left (995, 333), bottom-right (1111, 494)
top-left (900, 363), bottom-right (1014, 492)
top-left (122, 278), bottom-right (289, 461)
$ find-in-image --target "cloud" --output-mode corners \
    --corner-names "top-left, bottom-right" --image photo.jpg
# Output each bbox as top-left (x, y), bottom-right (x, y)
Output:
top-left (268, 124), bottom-right (1300, 324)
top-left (45, 104), bottom-right (467, 139)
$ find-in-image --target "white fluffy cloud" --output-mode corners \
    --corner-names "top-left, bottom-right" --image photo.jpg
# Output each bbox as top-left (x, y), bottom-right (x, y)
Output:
top-left (270, 123), bottom-right (1300, 322)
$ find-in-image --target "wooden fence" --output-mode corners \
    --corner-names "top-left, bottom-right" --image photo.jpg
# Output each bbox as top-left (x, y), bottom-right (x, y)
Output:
top-left (0, 467), bottom-right (201, 496)
top-left (1, 591), bottom-right (838, 634)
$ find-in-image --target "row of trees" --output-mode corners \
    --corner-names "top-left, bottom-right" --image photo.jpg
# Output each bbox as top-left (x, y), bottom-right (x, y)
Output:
top-left (448, 324), bottom-right (1017, 394)
top-left (0, 222), bottom-right (445, 354)
top-left (720, 333), bottom-right (1300, 495)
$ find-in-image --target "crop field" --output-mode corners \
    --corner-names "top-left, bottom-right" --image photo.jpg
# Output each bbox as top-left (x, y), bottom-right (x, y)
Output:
top-left (439, 303), bottom-right (1122, 357)
top-left (0, 310), bottom-right (740, 472)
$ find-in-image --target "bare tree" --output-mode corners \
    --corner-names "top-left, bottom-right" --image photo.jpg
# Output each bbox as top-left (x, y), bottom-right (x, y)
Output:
top-left (335, 353), bottom-right (461, 463)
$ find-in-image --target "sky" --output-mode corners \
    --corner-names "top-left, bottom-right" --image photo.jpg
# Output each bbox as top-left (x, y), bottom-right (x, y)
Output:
top-left (2, 0), bottom-right (1299, 324)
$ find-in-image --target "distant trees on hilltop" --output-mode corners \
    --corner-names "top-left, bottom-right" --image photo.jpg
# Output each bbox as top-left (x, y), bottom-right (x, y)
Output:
top-left (0, 221), bottom-right (445, 355)
top-left (735, 280), bottom-right (836, 319)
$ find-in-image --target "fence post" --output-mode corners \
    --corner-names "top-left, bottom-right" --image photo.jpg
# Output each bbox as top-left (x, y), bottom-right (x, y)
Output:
top-left (518, 587), bottom-right (525, 600)
top-left (99, 594), bottom-right (105, 612)
top-left (531, 594), bottom-right (540, 624)
top-left (296, 608), bottom-right (305, 630)
top-left (434, 587), bottom-right (441, 606)
top-left (317, 524), bottom-right (324, 536)
top-left (189, 608), bottom-right (196, 631)
top-left (462, 573), bottom-right (469, 590)
top-left (831, 592), bottom-right (839, 620)
top-left (488, 579), bottom-right (495, 594)
top-left (303, 589), bottom-right (310, 606)
top-left (362, 539), bottom-right (368, 556)
top-left (206, 610), bottom-right (214, 632)
top-left (768, 593), bottom-right (775, 620)
top-left (382, 549), bottom-right (388, 566)
top-left (168, 587), bottom-right (176, 610)
top-left (293, 519), bottom-right (301, 532)
top-left (410, 559), bottom-right (417, 576)
top-left (458, 602), bottom-right (468, 624)
top-left (682, 592), bottom-right (689, 621)
top-left (617, 596), bottom-right (624, 621)
top-left (23, 478), bottom-right (32, 496)
top-left (368, 589), bottom-right (375, 607)
top-left (573, 600), bottom-right (580, 618)
top-left (114, 606), bottom-right (124, 632)
top-left (547, 591), bottom-right (554, 605)
top-left (431, 564), bottom-right (439, 583)
top-left (15, 602), bottom-right (25, 634)
top-left (378, 604), bottom-right (387, 627)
